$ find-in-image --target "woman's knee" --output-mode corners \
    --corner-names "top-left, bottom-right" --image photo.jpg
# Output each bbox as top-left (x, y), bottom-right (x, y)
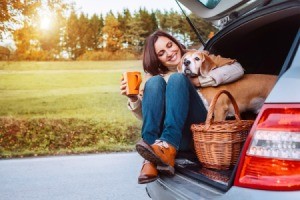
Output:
top-left (144, 75), bottom-right (166, 92)
top-left (168, 73), bottom-right (189, 87)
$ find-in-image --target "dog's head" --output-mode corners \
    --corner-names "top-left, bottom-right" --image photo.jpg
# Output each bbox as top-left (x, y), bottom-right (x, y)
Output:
top-left (178, 50), bottom-right (216, 77)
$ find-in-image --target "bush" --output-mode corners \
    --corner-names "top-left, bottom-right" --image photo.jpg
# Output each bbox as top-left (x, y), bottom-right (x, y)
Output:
top-left (0, 117), bottom-right (141, 158)
top-left (13, 50), bottom-right (59, 61)
top-left (77, 50), bottom-right (139, 60)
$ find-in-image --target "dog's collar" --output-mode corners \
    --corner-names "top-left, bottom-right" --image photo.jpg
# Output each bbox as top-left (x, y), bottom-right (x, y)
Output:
top-left (189, 74), bottom-right (198, 78)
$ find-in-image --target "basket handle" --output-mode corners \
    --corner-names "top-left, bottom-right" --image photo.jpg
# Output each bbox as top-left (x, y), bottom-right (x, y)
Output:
top-left (204, 90), bottom-right (241, 129)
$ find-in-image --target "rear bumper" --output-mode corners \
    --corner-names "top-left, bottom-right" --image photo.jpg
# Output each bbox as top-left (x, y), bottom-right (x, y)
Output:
top-left (146, 173), bottom-right (224, 200)
top-left (220, 187), bottom-right (300, 200)
top-left (146, 174), bottom-right (300, 200)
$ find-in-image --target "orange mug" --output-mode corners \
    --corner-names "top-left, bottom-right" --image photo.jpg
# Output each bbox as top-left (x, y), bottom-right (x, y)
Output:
top-left (122, 71), bottom-right (142, 96)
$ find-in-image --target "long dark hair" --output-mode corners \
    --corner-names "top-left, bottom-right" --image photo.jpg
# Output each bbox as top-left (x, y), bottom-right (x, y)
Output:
top-left (142, 30), bottom-right (186, 76)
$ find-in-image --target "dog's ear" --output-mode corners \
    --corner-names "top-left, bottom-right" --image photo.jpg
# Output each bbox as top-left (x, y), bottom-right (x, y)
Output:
top-left (198, 52), bottom-right (206, 62)
top-left (199, 52), bottom-right (217, 76)
top-left (203, 53), bottom-right (216, 67)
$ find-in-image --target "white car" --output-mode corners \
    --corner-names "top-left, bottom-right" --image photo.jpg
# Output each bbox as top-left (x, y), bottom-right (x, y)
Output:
top-left (146, 0), bottom-right (300, 199)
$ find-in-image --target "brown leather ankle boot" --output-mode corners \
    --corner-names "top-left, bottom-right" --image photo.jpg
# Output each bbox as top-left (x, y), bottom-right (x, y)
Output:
top-left (136, 139), bottom-right (177, 175)
top-left (138, 160), bottom-right (158, 184)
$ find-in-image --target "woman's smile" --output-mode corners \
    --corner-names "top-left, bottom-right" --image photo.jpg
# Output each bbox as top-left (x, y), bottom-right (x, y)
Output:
top-left (155, 36), bottom-right (182, 67)
top-left (167, 53), bottom-right (177, 62)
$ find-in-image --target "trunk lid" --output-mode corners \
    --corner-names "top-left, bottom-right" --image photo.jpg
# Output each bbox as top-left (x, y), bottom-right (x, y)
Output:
top-left (178, 0), bottom-right (272, 28)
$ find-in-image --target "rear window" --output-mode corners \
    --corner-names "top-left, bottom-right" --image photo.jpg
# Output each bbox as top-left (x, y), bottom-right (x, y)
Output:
top-left (197, 0), bottom-right (222, 9)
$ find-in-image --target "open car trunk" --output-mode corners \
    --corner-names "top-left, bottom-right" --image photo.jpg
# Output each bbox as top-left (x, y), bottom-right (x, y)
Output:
top-left (147, 1), bottom-right (300, 198)
top-left (206, 0), bottom-right (300, 76)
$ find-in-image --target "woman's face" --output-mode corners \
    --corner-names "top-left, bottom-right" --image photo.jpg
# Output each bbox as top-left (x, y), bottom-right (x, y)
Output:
top-left (154, 36), bottom-right (182, 68)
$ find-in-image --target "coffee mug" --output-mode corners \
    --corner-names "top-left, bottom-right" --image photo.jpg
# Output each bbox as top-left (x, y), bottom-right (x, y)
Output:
top-left (123, 71), bottom-right (142, 96)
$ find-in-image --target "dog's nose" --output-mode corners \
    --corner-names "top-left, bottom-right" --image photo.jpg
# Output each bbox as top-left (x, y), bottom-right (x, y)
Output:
top-left (184, 58), bottom-right (191, 67)
top-left (184, 63), bottom-right (192, 75)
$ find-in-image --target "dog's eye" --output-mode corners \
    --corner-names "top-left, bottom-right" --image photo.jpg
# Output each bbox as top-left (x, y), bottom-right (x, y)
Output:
top-left (195, 57), bottom-right (200, 61)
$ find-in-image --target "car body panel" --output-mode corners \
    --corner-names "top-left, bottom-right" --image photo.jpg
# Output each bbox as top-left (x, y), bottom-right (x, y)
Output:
top-left (267, 32), bottom-right (300, 103)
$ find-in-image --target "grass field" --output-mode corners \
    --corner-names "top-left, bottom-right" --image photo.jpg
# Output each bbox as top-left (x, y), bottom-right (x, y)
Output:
top-left (0, 61), bottom-right (144, 158)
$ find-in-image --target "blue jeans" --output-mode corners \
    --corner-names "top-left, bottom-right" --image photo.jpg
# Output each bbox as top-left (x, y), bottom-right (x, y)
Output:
top-left (141, 73), bottom-right (207, 151)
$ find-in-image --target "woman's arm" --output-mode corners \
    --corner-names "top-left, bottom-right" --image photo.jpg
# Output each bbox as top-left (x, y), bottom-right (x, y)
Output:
top-left (209, 62), bottom-right (244, 86)
top-left (127, 97), bottom-right (143, 120)
top-left (190, 62), bottom-right (244, 87)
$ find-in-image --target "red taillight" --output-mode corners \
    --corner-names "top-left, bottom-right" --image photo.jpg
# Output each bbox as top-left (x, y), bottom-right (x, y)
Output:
top-left (234, 104), bottom-right (300, 191)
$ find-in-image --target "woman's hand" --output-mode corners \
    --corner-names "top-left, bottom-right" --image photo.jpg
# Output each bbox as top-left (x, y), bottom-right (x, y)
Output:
top-left (120, 77), bottom-right (139, 102)
top-left (189, 76), bottom-right (201, 87)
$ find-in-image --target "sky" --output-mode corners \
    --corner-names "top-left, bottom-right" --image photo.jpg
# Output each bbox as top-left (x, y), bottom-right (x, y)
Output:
top-left (68, 0), bottom-right (184, 16)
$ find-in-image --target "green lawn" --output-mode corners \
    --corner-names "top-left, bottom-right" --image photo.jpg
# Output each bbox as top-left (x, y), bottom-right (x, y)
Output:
top-left (0, 61), bottom-right (144, 158)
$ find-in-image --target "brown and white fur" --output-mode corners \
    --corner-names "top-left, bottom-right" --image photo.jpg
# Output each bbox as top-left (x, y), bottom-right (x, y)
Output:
top-left (178, 49), bottom-right (278, 121)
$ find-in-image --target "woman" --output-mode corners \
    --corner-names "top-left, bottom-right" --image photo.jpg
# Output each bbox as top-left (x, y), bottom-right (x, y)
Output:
top-left (120, 30), bottom-right (244, 184)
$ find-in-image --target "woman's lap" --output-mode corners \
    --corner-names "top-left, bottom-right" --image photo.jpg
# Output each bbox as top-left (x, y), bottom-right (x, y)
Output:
top-left (141, 73), bottom-right (207, 150)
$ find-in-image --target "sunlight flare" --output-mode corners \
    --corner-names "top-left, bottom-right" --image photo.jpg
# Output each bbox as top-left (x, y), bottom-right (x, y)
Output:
top-left (40, 16), bottom-right (51, 30)
top-left (38, 7), bottom-right (53, 30)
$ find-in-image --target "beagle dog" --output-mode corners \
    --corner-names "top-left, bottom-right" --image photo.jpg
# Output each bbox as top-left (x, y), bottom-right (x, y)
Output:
top-left (178, 49), bottom-right (277, 121)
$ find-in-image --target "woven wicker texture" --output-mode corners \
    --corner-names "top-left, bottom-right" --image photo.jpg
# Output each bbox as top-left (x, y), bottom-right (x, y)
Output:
top-left (191, 90), bottom-right (254, 170)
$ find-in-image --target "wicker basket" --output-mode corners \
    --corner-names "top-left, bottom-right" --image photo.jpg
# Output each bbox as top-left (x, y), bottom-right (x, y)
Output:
top-left (191, 90), bottom-right (254, 170)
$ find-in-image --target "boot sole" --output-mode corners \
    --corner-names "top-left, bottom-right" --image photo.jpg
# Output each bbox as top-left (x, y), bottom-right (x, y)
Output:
top-left (136, 140), bottom-right (175, 176)
top-left (157, 165), bottom-right (175, 176)
top-left (138, 176), bottom-right (158, 184)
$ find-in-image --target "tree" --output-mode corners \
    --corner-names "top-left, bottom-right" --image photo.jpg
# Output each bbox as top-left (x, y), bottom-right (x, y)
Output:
top-left (1, 0), bottom-right (40, 40)
top-left (102, 11), bottom-right (122, 52)
top-left (77, 12), bottom-right (89, 56)
top-left (0, 46), bottom-right (10, 60)
top-left (138, 8), bottom-right (158, 38)
top-left (124, 9), bottom-right (158, 54)
top-left (13, 22), bottom-right (38, 60)
top-left (66, 10), bottom-right (79, 59)
top-left (163, 9), bottom-right (182, 35)
top-left (118, 9), bottom-right (132, 50)
top-left (87, 14), bottom-right (104, 50)
top-left (1, 1), bottom-right (21, 39)
top-left (155, 10), bottom-right (167, 30)
top-left (187, 13), bottom-right (217, 47)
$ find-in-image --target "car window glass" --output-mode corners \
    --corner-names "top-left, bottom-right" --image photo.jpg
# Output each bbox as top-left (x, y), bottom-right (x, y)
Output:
top-left (197, 0), bottom-right (222, 9)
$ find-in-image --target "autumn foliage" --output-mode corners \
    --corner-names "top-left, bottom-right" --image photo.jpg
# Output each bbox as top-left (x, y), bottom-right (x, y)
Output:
top-left (1, 1), bottom-right (217, 61)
